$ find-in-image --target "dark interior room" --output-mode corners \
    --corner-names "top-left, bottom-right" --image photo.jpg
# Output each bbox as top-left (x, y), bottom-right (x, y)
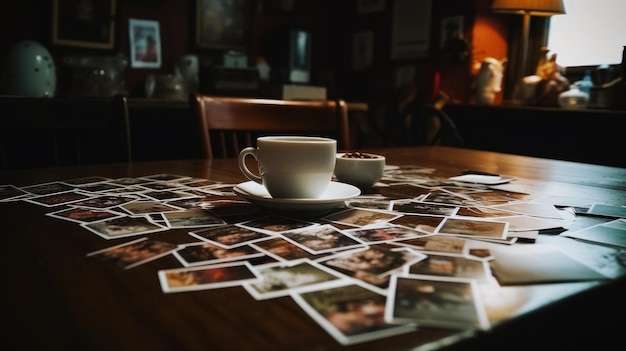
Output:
top-left (0, 1), bottom-right (625, 351)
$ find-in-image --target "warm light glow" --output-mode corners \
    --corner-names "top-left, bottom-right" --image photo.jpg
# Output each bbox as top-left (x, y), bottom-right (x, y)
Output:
top-left (491, 0), bottom-right (566, 16)
top-left (491, 0), bottom-right (567, 95)
top-left (471, 19), bottom-right (508, 72)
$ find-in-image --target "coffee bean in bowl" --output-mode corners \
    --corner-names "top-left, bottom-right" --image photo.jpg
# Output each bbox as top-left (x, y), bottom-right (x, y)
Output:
top-left (334, 152), bottom-right (385, 189)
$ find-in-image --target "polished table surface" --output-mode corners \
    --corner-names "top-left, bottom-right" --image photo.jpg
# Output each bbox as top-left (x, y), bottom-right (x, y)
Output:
top-left (1, 146), bottom-right (625, 350)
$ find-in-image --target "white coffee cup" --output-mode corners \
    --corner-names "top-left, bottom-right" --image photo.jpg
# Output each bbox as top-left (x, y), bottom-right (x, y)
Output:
top-left (238, 136), bottom-right (337, 198)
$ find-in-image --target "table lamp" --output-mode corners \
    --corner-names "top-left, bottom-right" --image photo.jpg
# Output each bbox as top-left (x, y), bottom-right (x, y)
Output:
top-left (492, 0), bottom-right (566, 98)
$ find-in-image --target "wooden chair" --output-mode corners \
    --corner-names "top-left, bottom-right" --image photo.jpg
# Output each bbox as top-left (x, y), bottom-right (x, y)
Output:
top-left (0, 95), bottom-right (132, 170)
top-left (193, 94), bottom-right (351, 158)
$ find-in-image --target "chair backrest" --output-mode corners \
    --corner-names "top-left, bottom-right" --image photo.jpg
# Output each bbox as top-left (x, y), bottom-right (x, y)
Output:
top-left (193, 94), bottom-right (351, 158)
top-left (0, 95), bottom-right (132, 170)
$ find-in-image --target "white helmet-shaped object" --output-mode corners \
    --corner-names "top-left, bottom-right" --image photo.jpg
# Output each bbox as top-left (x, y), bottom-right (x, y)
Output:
top-left (1, 40), bottom-right (57, 97)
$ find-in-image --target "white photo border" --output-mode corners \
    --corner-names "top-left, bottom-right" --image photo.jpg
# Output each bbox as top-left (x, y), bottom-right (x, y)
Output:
top-left (129, 18), bottom-right (162, 69)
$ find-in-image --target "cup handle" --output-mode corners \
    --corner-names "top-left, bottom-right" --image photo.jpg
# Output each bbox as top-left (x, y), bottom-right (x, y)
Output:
top-left (238, 147), bottom-right (262, 184)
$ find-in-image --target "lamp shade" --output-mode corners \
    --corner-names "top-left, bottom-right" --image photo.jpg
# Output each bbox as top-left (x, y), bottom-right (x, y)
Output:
top-left (492, 0), bottom-right (566, 16)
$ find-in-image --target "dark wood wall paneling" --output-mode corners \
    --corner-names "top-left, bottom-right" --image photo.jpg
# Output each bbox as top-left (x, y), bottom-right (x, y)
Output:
top-left (1, 0), bottom-right (486, 102)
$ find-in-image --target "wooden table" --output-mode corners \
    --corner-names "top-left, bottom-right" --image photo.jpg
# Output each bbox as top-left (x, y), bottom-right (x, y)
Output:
top-left (1, 146), bottom-right (625, 351)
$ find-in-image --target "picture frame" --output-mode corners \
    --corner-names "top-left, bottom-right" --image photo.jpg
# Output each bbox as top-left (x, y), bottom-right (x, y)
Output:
top-left (128, 18), bottom-right (162, 69)
top-left (357, 0), bottom-right (385, 15)
top-left (390, 0), bottom-right (432, 60)
top-left (441, 16), bottom-right (464, 49)
top-left (353, 31), bottom-right (374, 70)
top-left (262, 0), bottom-right (295, 13)
top-left (195, 0), bottom-right (251, 50)
top-left (52, 0), bottom-right (116, 49)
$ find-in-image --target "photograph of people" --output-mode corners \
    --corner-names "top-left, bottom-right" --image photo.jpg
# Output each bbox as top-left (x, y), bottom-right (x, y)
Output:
top-left (83, 216), bottom-right (167, 238)
top-left (129, 18), bottom-right (161, 68)
top-left (190, 224), bottom-right (269, 248)
top-left (282, 224), bottom-right (364, 254)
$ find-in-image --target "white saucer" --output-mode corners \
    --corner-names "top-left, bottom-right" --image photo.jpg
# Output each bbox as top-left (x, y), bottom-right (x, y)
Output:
top-left (233, 181), bottom-right (361, 215)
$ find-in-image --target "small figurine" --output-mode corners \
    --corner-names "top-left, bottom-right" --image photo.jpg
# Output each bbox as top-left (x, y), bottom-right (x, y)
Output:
top-left (515, 51), bottom-right (569, 106)
top-left (535, 53), bottom-right (570, 105)
top-left (473, 57), bottom-right (507, 105)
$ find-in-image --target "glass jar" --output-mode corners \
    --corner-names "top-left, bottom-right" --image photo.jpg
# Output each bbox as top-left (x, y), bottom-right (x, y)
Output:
top-left (63, 56), bottom-right (127, 97)
top-left (558, 84), bottom-right (589, 108)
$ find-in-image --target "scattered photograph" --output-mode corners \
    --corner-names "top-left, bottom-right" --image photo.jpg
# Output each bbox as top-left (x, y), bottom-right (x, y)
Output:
top-left (344, 224), bottom-right (429, 244)
top-left (173, 242), bottom-right (264, 266)
top-left (20, 181), bottom-right (75, 196)
top-left (100, 185), bottom-right (148, 195)
top-left (165, 196), bottom-right (219, 210)
top-left (243, 259), bottom-right (345, 300)
top-left (376, 183), bottom-right (432, 198)
top-left (142, 190), bottom-right (197, 201)
top-left (490, 202), bottom-right (563, 219)
top-left (250, 237), bottom-right (328, 262)
top-left (109, 177), bottom-right (153, 186)
top-left (183, 179), bottom-right (222, 188)
top-left (281, 224), bottom-right (366, 254)
top-left (0, 185), bottom-right (28, 202)
top-left (346, 198), bottom-right (392, 210)
top-left (158, 261), bottom-right (261, 293)
top-left (189, 224), bottom-right (271, 248)
top-left (140, 182), bottom-right (183, 191)
top-left (385, 274), bottom-right (490, 330)
top-left (81, 216), bottom-right (168, 239)
top-left (77, 182), bottom-right (127, 193)
top-left (322, 208), bottom-right (400, 228)
top-left (391, 235), bottom-right (467, 255)
top-left (47, 206), bottom-right (122, 223)
top-left (71, 194), bottom-right (140, 209)
top-left (497, 215), bottom-right (563, 232)
top-left (161, 209), bottom-right (225, 228)
top-left (391, 200), bottom-right (459, 216)
top-left (62, 176), bottom-right (112, 186)
top-left (563, 219), bottom-right (626, 248)
top-left (434, 217), bottom-right (509, 240)
top-left (240, 215), bottom-right (316, 233)
top-left (140, 174), bottom-right (191, 182)
top-left (463, 190), bottom-right (522, 205)
top-left (456, 206), bottom-right (518, 218)
top-left (586, 204), bottom-right (626, 218)
top-left (406, 253), bottom-right (491, 283)
top-left (24, 191), bottom-right (92, 207)
top-left (390, 214), bottom-right (445, 234)
top-left (420, 189), bottom-right (472, 206)
top-left (292, 283), bottom-right (416, 345)
top-left (120, 201), bottom-right (184, 215)
top-left (324, 245), bottom-right (425, 278)
top-left (87, 237), bottom-right (178, 269)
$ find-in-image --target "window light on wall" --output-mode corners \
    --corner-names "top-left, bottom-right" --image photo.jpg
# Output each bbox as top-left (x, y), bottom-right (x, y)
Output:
top-left (547, 0), bottom-right (624, 67)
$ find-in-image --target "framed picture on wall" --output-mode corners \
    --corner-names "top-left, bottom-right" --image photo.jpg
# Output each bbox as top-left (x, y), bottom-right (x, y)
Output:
top-left (441, 16), bottom-right (464, 49)
top-left (353, 31), bottom-right (374, 70)
top-left (195, 0), bottom-right (251, 50)
top-left (357, 0), bottom-right (385, 14)
top-left (128, 18), bottom-right (162, 69)
top-left (52, 0), bottom-right (116, 49)
top-left (390, 0), bottom-right (432, 60)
